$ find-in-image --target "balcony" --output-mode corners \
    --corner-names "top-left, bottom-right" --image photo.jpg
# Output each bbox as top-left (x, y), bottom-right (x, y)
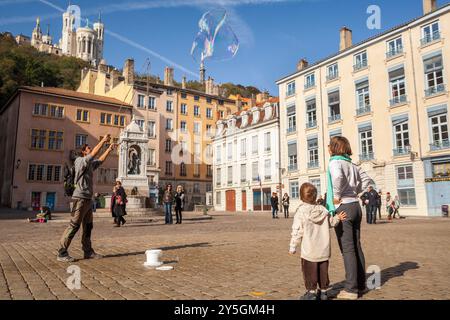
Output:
top-left (304, 83), bottom-right (315, 90)
top-left (306, 121), bottom-right (317, 129)
top-left (420, 31), bottom-right (441, 46)
top-left (359, 152), bottom-right (374, 161)
top-left (241, 178), bottom-right (247, 183)
top-left (288, 164), bottom-right (298, 172)
top-left (252, 177), bottom-right (260, 182)
top-left (328, 114), bottom-right (341, 123)
top-left (390, 95), bottom-right (407, 106)
top-left (307, 161), bottom-right (319, 169)
top-left (216, 182), bottom-right (221, 187)
top-left (393, 146), bottom-right (411, 156)
top-left (353, 60), bottom-right (368, 72)
top-left (326, 73), bottom-right (339, 82)
top-left (227, 181), bottom-right (233, 186)
top-left (286, 90), bottom-right (296, 97)
top-left (430, 139), bottom-right (450, 151)
top-left (425, 84), bottom-right (446, 97)
top-left (386, 47), bottom-right (403, 59)
top-left (356, 105), bottom-right (371, 116)
top-left (287, 126), bottom-right (297, 134)
top-left (264, 175), bottom-right (272, 180)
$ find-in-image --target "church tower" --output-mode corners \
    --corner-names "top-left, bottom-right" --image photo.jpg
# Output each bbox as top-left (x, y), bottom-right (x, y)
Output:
top-left (61, 8), bottom-right (76, 55)
top-left (93, 13), bottom-right (104, 66)
top-left (31, 17), bottom-right (42, 47)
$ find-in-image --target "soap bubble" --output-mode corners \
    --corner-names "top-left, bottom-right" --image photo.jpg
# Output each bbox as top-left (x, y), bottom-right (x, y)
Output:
top-left (191, 8), bottom-right (239, 64)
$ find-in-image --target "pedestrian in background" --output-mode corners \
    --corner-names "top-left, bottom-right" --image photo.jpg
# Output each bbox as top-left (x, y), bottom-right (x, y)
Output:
top-left (111, 181), bottom-right (127, 227)
top-left (392, 195), bottom-right (401, 219)
top-left (386, 192), bottom-right (392, 220)
top-left (271, 192), bottom-right (279, 219)
top-left (376, 190), bottom-right (382, 220)
top-left (174, 185), bottom-right (185, 224)
top-left (163, 184), bottom-right (174, 224)
top-left (362, 186), bottom-right (378, 224)
top-left (282, 193), bottom-right (290, 219)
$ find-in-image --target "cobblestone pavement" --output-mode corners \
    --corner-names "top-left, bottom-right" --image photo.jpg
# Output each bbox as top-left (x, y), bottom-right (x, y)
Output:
top-left (0, 210), bottom-right (449, 300)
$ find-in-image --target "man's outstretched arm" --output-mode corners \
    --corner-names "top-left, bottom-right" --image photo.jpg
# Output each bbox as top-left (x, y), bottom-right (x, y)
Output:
top-left (98, 143), bottom-right (116, 163)
top-left (90, 134), bottom-right (111, 159)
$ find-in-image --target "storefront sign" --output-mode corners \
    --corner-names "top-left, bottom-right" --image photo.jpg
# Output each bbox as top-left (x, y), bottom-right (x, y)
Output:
top-left (425, 177), bottom-right (450, 183)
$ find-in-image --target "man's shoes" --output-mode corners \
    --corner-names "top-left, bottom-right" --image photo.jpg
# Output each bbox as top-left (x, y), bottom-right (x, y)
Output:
top-left (300, 291), bottom-right (318, 300)
top-left (318, 289), bottom-right (329, 300)
top-left (84, 251), bottom-right (103, 260)
top-left (336, 290), bottom-right (358, 300)
top-left (121, 219), bottom-right (126, 226)
top-left (57, 254), bottom-right (75, 263)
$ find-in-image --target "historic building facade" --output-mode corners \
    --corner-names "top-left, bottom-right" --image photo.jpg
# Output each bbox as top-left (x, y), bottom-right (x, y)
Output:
top-left (213, 98), bottom-right (280, 212)
top-left (276, 0), bottom-right (450, 216)
top-left (0, 87), bottom-right (132, 211)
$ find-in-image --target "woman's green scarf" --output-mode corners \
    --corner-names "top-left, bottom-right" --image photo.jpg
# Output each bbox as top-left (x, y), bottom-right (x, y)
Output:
top-left (326, 154), bottom-right (352, 216)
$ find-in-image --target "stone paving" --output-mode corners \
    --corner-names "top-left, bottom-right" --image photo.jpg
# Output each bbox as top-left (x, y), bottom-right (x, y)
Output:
top-left (0, 209), bottom-right (449, 300)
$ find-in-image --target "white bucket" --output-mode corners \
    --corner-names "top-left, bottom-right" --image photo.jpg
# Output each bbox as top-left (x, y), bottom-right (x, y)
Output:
top-left (144, 249), bottom-right (163, 267)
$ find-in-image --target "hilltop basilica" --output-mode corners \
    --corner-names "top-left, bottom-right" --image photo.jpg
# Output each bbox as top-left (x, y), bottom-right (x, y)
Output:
top-left (30, 6), bottom-right (104, 67)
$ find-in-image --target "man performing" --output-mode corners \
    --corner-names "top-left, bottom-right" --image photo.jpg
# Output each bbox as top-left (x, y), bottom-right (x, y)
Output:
top-left (57, 134), bottom-right (116, 262)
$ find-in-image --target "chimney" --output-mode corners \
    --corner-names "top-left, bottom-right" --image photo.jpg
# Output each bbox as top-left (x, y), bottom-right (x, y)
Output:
top-left (205, 77), bottom-right (215, 95)
top-left (164, 66), bottom-right (174, 86)
top-left (123, 59), bottom-right (134, 85)
top-left (111, 69), bottom-right (121, 88)
top-left (182, 76), bottom-right (187, 89)
top-left (340, 27), bottom-right (353, 51)
top-left (423, 0), bottom-right (437, 14)
top-left (296, 58), bottom-right (309, 71)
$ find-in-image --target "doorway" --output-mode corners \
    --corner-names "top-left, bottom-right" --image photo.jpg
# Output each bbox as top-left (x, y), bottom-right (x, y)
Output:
top-left (226, 190), bottom-right (236, 212)
top-left (31, 192), bottom-right (41, 210)
top-left (242, 190), bottom-right (247, 211)
top-left (45, 192), bottom-right (56, 211)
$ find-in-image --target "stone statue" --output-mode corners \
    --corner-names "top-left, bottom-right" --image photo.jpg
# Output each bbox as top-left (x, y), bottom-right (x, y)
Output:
top-left (127, 147), bottom-right (141, 175)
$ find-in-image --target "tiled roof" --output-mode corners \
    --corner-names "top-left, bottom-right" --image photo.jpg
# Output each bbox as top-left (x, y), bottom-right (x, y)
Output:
top-left (20, 86), bottom-right (133, 108)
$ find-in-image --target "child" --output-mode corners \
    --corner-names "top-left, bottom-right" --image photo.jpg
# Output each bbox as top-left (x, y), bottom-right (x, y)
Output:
top-left (289, 183), bottom-right (347, 300)
top-left (27, 206), bottom-right (52, 223)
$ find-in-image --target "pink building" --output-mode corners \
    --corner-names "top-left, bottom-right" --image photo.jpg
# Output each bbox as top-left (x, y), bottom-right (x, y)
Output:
top-left (0, 86), bottom-right (133, 211)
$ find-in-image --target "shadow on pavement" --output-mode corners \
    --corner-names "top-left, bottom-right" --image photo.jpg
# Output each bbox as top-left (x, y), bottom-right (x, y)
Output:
top-left (329, 261), bottom-right (420, 299)
top-left (102, 242), bottom-right (211, 258)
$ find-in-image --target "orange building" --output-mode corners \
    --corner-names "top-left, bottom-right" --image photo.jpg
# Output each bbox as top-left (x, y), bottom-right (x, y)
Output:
top-left (0, 86), bottom-right (133, 211)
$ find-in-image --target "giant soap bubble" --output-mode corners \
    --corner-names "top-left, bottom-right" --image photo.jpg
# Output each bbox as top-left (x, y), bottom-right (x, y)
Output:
top-left (191, 8), bottom-right (239, 63)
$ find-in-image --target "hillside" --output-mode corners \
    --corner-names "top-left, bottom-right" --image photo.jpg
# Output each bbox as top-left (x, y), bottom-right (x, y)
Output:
top-left (0, 33), bottom-right (90, 107)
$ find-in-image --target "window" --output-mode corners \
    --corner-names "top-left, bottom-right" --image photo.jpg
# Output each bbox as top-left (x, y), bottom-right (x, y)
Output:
top-left (207, 165), bottom-right (213, 177)
top-left (194, 122), bottom-right (200, 135)
top-left (180, 162), bottom-right (187, 176)
top-left (396, 165), bottom-right (416, 206)
top-left (307, 138), bottom-right (319, 168)
top-left (432, 162), bottom-right (450, 178)
top-left (194, 105), bottom-right (200, 116)
top-left (227, 166), bottom-right (233, 185)
top-left (76, 109), bottom-right (89, 122)
top-left (75, 134), bottom-right (87, 148)
top-left (206, 108), bottom-right (212, 119)
top-left (148, 121), bottom-right (156, 137)
top-left (40, 104), bottom-right (48, 116)
top-left (30, 129), bottom-right (46, 149)
top-left (393, 117), bottom-right (410, 156)
top-left (33, 104), bottom-right (40, 115)
top-left (356, 80), bottom-right (371, 115)
top-left (207, 97), bottom-right (212, 104)
top-left (389, 67), bottom-right (407, 105)
top-left (218, 100), bottom-right (224, 106)
top-left (252, 162), bottom-right (259, 182)
top-left (194, 143), bottom-right (201, 157)
top-left (57, 106), bottom-right (64, 118)
top-left (306, 99), bottom-right (317, 128)
top-left (219, 111), bottom-right (225, 119)
top-left (264, 132), bottom-right (271, 152)
top-left (429, 110), bottom-right (449, 150)
top-left (354, 51), bottom-right (368, 71)
top-left (424, 54), bottom-right (444, 97)
top-left (216, 145), bottom-right (221, 163)
top-left (264, 159), bottom-right (271, 180)
top-left (136, 119), bottom-right (144, 129)
top-left (216, 191), bottom-right (221, 204)
top-left (114, 115), bottom-right (119, 126)
top-left (36, 165), bottom-right (44, 181)
top-left (387, 37), bottom-right (403, 58)
top-left (148, 96), bottom-right (155, 110)
top-left (166, 119), bottom-right (173, 130)
top-left (206, 144), bottom-right (213, 158)
top-left (147, 149), bottom-right (156, 166)
top-left (241, 164), bottom-right (246, 182)
top-left (100, 113), bottom-right (106, 124)
top-left (305, 73), bottom-right (315, 89)
top-left (181, 104), bottom-right (187, 115)
top-left (194, 95), bottom-right (200, 101)
top-left (165, 161), bottom-right (173, 175)
top-left (106, 114), bottom-right (112, 124)
top-left (359, 124), bottom-right (374, 160)
top-left (328, 90), bottom-right (341, 122)
top-left (227, 142), bottom-right (233, 160)
top-left (252, 136), bottom-right (258, 155)
top-left (165, 139), bottom-right (172, 153)
top-left (55, 166), bottom-right (61, 181)
top-left (216, 168), bottom-right (222, 186)
top-left (309, 178), bottom-right (321, 198)
top-left (286, 81), bottom-right (296, 96)
top-left (421, 21), bottom-right (440, 45)
top-left (180, 121), bottom-right (187, 132)
top-left (120, 116), bottom-right (125, 127)
top-left (290, 180), bottom-right (299, 199)
top-left (28, 164), bottom-right (62, 182)
top-left (287, 105), bottom-right (296, 133)
top-left (28, 165), bottom-right (36, 181)
top-left (48, 131), bottom-right (63, 150)
top-left (193, 183), bottom-right (200, 194)
top-left (329, 129), bottom-right (342, 140)
top-left (288, 141), bottom-right (298, 171)
top-left (181, 93), bottom-right (187, 99)
top-left (167, 89), bottom-right (173, 96)
top-left (166, 101), bottom-right (173, 112)
top-left (327, 63), bottom-right (339, 81)
top-left (180, 141), bottom-right (187, 154)
top-left (241, 139), bottom-right (247, 158)
top-left (206, 124), bottom-right (212, 136)
top-left (137, 94), bottom-right (145, 108)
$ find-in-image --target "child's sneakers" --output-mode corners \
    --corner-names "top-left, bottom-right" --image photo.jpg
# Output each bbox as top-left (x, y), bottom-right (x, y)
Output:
top-left (300, 290), bottom-right (318, 300)
top-left (336, 290), bottom-right (358, 300)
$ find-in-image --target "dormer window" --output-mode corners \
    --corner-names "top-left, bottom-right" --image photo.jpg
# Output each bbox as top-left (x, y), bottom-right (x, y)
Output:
top-left (216, 121), bottom-right (225, 136)
top-left (264, 103), bottom-right (273, 120)
top-left (252, 108), bottom-right (260, 125)
top-left (241, 112), bottom-right (249, 128)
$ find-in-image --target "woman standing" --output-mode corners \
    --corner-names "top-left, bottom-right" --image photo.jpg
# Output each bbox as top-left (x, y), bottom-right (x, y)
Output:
top-left (386, 192), bottom-right (392, 220)
top-left (270, 192), bottom-right (279, 219)
top-left (282, 193), bottom-right (290, 218)
top-left (174, 185), bottom-right (185, 224)
top-left (326, 136), bottom-right (374, 300)
top-left (111, 181), bottom-right (127, 227)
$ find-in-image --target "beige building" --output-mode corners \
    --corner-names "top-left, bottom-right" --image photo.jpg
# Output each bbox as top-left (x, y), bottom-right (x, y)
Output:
top-left (276, 0), bottom-right (450, 216)
top-left (78, 60), bottom-right (237, 209)
top-left (0, 86), bottom-right (133, 211)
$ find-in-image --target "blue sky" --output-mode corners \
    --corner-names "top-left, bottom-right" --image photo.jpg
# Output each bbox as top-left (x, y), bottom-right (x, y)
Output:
top-left (0, 0), bottom-right (446, 95)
